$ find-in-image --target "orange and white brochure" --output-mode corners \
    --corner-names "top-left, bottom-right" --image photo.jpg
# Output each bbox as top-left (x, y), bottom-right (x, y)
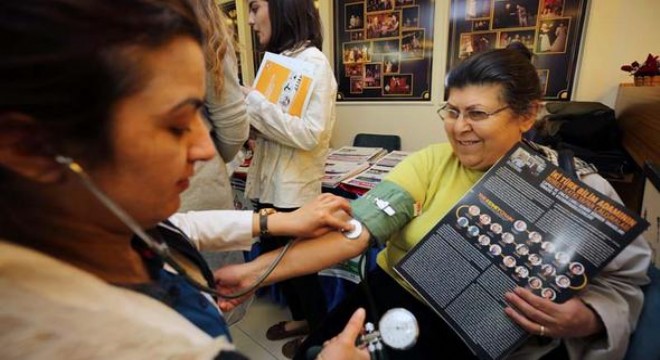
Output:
top-left (253, 52), bottom-right (316, 118)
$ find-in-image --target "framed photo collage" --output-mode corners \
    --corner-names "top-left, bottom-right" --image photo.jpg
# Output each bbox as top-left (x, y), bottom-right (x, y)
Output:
top-left (448, 0), bottom-right (588, 100)
top-left (334, 0), bottom-right (435, 101)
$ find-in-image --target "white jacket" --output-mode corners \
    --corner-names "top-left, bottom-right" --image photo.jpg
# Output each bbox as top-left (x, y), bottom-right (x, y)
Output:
top-left (168, 210), bottom-right (254, 252)
top-left (511, 172), bottom-right (651, 360)
top-left (0, 241), bottom-right (236, 359)
top-left (245, 45), bottom-right (337, 208)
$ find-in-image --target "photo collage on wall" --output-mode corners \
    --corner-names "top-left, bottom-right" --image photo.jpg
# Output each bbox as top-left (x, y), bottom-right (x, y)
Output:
top-left (447, 0), bottom-right (588, 100)
top-left (220, 1), bottom-right (244, 84)
top-left (334, 0), bottom-right (435, 101)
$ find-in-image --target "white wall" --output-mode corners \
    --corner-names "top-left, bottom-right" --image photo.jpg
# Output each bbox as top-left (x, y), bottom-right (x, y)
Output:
top-left (228, 0), bottom-right (660, 152)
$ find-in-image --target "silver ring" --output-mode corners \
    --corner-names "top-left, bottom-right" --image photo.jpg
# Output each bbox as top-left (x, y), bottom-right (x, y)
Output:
top-left (540, 325), bottom-right (545, 337)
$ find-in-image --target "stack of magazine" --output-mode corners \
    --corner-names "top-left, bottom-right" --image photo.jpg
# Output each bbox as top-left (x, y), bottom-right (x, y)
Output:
top-left (322, 146), bottom-right (387, 188)
top-left (342, 151), bottom-right (411, 190)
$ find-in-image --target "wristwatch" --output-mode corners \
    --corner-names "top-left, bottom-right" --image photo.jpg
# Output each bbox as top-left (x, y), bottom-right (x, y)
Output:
top-left (258, 208), bottom-right (277, 238)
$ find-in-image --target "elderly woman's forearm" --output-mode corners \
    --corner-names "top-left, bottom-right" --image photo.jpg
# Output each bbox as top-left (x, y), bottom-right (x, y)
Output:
top-left (250, 230), bottom-right (371, 286)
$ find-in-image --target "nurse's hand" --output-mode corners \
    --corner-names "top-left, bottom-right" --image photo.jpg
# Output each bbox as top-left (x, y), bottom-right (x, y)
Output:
top-left (317, 308), bottom-right (370, 360)
top-left (215, 262), bottom-right (257, 312)
top-left (272, 194), bottom-right (353, 239)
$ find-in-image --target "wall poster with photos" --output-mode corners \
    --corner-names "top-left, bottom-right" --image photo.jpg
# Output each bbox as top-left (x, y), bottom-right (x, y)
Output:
top-left (447, 0), bottom-right (588, 100)
top-left (220, 1), bottom-right (244, 84)
top-left (334, 0), bottom-right (435, 101)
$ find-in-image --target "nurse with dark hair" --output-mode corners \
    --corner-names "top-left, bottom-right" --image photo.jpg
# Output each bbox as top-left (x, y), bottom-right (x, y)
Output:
top-left (0, 0), bottom-right (367, 358)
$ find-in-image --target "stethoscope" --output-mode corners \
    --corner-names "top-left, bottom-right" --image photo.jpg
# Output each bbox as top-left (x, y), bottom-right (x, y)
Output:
top-left (56, 155), bottom-right (421, 355)
top-left (55, 155), bottom-right (280, 299)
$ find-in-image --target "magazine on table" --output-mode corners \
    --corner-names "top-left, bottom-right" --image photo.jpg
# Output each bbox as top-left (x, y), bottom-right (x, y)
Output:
top-left (341, 165), bottom-right (392, 190)
top-left (342, 151), bottom-right (411, 189)
top-left (322, 159), bottom-right (371, 189)
top-left (373, 150), bottom-right (411, 167)
top-left (393, 142), bottom-right (649, 360)
top-left (253, 52), bottom-right (316, 117)
top-left (327, 146), bottom-right (387, 164)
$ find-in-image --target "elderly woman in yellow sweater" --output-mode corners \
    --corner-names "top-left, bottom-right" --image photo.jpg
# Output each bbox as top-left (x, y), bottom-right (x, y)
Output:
top-left (215, 45), bottom-right (651, 360)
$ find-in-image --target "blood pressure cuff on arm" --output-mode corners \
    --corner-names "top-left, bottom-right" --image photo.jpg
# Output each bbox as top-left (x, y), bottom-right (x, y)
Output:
top-left (350, 180), bottom-right (417, 246)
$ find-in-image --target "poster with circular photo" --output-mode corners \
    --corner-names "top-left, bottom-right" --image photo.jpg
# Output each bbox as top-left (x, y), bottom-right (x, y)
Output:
top-left (457, 216), bottom-right (470, 228)
top-left (541, 287), bottom-right (557, 300)
top-left (569, 262), bottom-right (585, 276)
top-left (489, 244), bottom-right (502, 256)
top-left (555, 275), bottom-right (571, 288)
top-left (466, 224), bottom-right (480, 237)
top-left (540, 264), bottom-right (556, 277)
top-left (515, 266), bottom-right (529, 278)
top-left (528, 253), bottom-right (542, 266)
top-left (503, 255), bottom-right (517, 268)
top-left (528, 276), bottom-right (542, 289)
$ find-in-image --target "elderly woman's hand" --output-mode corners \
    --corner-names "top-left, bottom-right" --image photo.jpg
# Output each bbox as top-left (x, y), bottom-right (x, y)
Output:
top-left (271, 194), bottom-right (353, 239)
top-left (504, 287), bottom-right (604, 338)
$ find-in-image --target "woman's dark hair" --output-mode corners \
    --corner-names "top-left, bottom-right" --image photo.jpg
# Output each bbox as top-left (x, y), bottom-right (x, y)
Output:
top-left (446, 44), bottom-right (541, 118)
top-left (265, 0), bottom-right (323, 53)
top-left (0, 0), bottom-right (202, 163)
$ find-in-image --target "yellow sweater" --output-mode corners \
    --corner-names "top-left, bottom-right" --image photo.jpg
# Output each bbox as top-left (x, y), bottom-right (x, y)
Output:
top-left (376, 143), bottom-right (485, 295)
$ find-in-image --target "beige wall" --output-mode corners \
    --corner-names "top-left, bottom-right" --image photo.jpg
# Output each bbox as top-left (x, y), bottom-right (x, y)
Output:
top-left (227, 0), bottom-right (660, 151)
top-left (573, 0), bottom-right (660, 107)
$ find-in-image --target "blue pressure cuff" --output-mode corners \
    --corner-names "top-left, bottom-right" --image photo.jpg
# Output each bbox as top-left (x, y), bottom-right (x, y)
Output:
top-left (350, 180), bottom-right (417, 246)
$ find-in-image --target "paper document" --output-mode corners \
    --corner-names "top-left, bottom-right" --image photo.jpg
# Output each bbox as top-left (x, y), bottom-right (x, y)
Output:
top-left (253, 52), bottom-right (316, 117)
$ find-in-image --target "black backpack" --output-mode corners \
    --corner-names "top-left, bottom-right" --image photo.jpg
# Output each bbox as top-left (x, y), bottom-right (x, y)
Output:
top-left (527, 101), bottom-right (632, 179)
top-left (533, 101), bottom-right (621, 150)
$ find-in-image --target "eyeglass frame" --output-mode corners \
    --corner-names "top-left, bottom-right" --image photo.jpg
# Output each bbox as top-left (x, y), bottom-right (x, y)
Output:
top-left (436, 102), bottom-right (510, 123)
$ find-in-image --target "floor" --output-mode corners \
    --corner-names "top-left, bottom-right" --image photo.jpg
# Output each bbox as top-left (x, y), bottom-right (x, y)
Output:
top-left (230, 296), bottom-right (297, 360)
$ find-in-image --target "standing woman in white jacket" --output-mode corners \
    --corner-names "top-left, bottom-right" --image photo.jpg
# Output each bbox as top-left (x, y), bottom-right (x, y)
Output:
top-left (244, 0), bottom-right (337, 357)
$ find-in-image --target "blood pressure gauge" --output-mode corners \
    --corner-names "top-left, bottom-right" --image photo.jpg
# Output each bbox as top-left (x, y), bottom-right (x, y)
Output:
top-left (359, 308), bottom-right (419, 352)
top-left (378, 308), bottom-right (419, 350)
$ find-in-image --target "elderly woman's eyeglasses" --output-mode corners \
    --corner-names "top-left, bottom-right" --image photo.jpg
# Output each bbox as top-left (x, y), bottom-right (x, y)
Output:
top-left (436, 103), bottom-right (509, 123)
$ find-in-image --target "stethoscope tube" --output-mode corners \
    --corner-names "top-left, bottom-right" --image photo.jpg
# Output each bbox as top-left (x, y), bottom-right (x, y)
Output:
top-left (55, 155), bottom-right (291, 299)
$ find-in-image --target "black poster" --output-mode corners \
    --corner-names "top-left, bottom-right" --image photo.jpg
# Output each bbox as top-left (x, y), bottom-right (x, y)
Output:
top-left (447, 0), bottom-right (589, 100)
top-left (395, 142), bottom-right (648, 360)
top-left (334, 0), bottom-right (435, 101)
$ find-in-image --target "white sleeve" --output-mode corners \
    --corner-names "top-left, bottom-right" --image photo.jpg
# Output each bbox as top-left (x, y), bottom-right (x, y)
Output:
top-left (168, 210), bottom-right (254, 252)
top-left (205, 49), bottom-right (249, 163)
top-left (246, 50), bottom-right (335, 151)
